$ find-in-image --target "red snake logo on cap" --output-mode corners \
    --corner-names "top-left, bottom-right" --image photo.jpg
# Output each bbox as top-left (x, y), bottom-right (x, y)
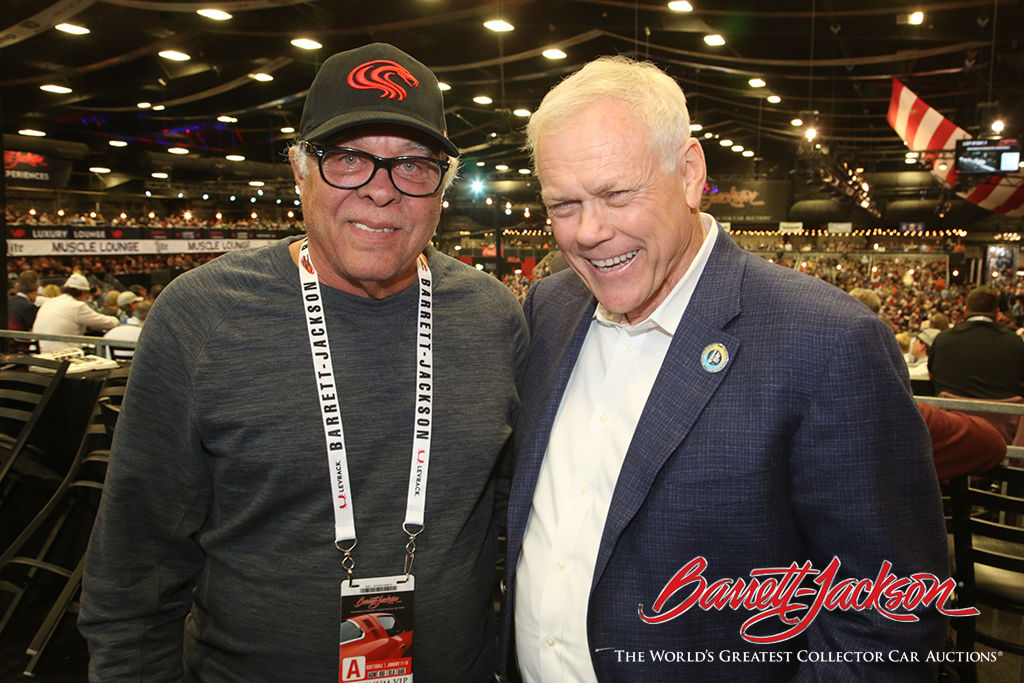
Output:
top-left (347, 60), bottom-right (419, 100)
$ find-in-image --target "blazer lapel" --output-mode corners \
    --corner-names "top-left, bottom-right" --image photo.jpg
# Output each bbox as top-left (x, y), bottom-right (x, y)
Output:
top-left (507, 274), bottom-right (596, 557)
top-left (591, 229), bottom-right (747, 590)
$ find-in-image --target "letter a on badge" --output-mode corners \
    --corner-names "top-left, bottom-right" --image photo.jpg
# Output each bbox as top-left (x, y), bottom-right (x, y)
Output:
top-left (341, 655), bottom-right (366, 681)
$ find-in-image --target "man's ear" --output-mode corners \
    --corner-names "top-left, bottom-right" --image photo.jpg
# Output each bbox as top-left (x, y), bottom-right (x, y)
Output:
top-left (678, 138), bottom-right (707, 211)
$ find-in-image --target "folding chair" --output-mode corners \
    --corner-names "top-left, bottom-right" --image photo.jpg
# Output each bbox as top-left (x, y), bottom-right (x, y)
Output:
top-left (949, 463), bottom-right (1024, 683)
top-left (0, 355), bottom-right (71, 499)
top-left (0, 365), bottom-right (130, 675)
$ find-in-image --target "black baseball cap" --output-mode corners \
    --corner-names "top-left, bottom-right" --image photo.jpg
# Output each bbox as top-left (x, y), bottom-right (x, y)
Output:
top-left (299, 43), bottom-right (459, 157)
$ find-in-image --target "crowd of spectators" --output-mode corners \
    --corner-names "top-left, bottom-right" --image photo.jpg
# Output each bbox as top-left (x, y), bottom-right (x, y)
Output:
top-left (5, 208), bottom-right (303, 232)
top-left (7, 217), bottom-right (1023, 339)
top-left (7, 255), bottom-right (219, 290)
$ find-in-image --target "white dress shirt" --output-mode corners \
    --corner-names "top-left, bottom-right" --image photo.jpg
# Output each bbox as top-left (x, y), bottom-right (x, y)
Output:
top-left (515, 218), bottom-right (718, 683)
top-left (32, 293), bottom-right (121, 352)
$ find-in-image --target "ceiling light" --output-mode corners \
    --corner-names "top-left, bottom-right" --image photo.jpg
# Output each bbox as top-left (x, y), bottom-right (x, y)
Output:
top-left (89, 167), bottom-right (111, 174)
top-left (249, 181), bottom-right (265, 187)
top-left (731, 144), bottom-right (744, 152)
top-left (151, 172), bottom-right (169, 179)
top-left (19, 129), bottom-right (45, 137)
top-left (475, 162), bottom-right (486, 167)
top-left (438, 82), bottom-right (451, 91)
top-left (805, 128), bottom-right (817, 140)
top-left (518, 168), bottom-right (531, 174)
top-left (742, 150), bottom-right (755, 157)
top-left (495, 164), bottom-right (509, 171)
top-left (40, 84), bottom-right (72, 94)
top-left (484, 20), bottom-right (514, 32)
top-left (513, 108), bottom-right (531, 117)
top-left (159, 50), bottom-right (191, 61)
top-left (704, 132), bottom-right (713, 138)
top-left (992, 120), bottom-right (1005, 133)
top-left (748, 78), bottom-right (766, 88)
top-left (109, 140), bottom-right (128, 147)
top-left (137, 102), bottom-right (152, 109)
top-left (668, 1), bottom-right (693, 10)
top-left (719, 139), bottom-right (733, 146)
top-left (217, 115), bottom-right (238, 123)
top-left (909, 11), bottom-right (924, 25)
top-left (281, 126), bottom-right (295, 134)
top-left (55, 23), bottom-right (90, 34)
top-left (197, 9), bottom-right (232, 20)
top-left (689, 123), bottom-right (702, 131)
top-left (905, 151), bottom-right (919, 158)
top-left (704, 34), bottom-right (725, 46)
top-left (767, 95), bottom-right (781, 103)
top-left (168, 147), bottom-right (189, 155)
top-left (790, 118), bottom-right (803, 126)
top-left (291, 38), bottom-right (322, 50)
top-left (904, 157), bottom-right (916, 164)
top-left (249, 73), bottom-right (274, 82)
top-left (473, 96), bottom-right (493, 105)
top-left (152, 105), bottom-right (165, 111)
top-left (543, 48), bottom-right (567, 60)
top-left (226, 155), bottom-right (245, 161)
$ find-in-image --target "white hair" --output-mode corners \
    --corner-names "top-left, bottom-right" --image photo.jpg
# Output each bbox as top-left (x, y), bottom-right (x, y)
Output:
top-left (525, 55), bottom-right (692, 172)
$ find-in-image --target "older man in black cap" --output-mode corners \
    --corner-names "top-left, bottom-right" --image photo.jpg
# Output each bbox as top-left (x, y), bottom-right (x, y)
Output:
top-left (80, 44), bottom-right (527, 683)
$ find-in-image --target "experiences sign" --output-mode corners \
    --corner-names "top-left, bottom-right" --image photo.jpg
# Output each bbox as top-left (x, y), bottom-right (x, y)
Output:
top-left (4, 150), bottom-right (73, 189)
top-left (701, 180), bottom-right (791, 224)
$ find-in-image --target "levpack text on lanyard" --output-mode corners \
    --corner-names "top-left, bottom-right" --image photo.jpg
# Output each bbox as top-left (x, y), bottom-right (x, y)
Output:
top-left (297, 239), bottom-right (434, 580)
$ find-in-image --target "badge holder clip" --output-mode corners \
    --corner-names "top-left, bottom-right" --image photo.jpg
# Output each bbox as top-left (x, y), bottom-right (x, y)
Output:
top-left (336, 538), bottom-right (357, 583)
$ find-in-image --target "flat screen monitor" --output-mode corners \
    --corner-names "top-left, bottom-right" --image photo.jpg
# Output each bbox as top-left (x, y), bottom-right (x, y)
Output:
top-left (954, 138), bottom-right (1021, 175)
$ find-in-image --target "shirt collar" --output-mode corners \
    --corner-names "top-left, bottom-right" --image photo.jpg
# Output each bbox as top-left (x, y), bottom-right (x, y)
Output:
top-left (594, 214), bottom-right (719, 335)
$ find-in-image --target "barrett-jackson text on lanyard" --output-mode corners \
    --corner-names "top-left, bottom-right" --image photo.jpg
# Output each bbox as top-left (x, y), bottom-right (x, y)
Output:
top-left (296, 238), bottom-right (433, 582)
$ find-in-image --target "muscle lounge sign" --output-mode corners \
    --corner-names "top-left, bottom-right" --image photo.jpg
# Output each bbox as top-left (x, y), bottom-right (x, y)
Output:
top-left (701, 180), bottom-right (790, 224)
top-left (4, 150), bottom-right (73, 188)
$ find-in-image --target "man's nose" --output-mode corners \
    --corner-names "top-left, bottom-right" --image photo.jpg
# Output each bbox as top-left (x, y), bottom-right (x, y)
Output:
top-left (574, 203), bottom-right (614, 247)
top-left (357, 164), bottom-right (401, 204)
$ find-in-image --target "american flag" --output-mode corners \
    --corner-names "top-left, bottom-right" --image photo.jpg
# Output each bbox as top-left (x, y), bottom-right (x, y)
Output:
top-left (887, 77), bottom-right (1024, 217)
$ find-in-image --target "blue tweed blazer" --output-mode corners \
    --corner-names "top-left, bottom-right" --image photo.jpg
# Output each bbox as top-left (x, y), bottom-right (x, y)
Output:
top-left (500, 227), bottom-right (949, 682)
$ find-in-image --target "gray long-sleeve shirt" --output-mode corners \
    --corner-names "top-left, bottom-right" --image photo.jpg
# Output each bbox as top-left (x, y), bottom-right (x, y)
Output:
top-left (80, 237), bottom-right (528, 682)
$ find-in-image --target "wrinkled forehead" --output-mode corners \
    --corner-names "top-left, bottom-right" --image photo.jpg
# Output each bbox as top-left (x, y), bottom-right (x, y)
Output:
top-left (321, 122), bottom-right (443, 157)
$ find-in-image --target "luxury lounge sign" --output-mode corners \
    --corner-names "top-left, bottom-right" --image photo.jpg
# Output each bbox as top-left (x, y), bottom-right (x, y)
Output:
top-left (701, 180), bottom-right (791, 224)
top-left (4, 150), bottom-right (73, 189)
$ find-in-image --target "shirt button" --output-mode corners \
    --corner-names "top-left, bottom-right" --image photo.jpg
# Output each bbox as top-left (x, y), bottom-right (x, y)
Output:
top-left (546, 637), bottom-right (556, 647)
top-left (579, 484), bottom-right (588, 496)
top-left (625, 343), bottom-right (634, 353)
top-left (556, 560), bottom-right (566, 571)
top-left (599, 413), bottom-right (608, 423)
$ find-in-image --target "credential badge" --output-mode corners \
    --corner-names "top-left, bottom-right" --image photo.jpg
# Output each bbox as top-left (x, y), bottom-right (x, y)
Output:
top-left (701, 343), bottom-right (729, 373)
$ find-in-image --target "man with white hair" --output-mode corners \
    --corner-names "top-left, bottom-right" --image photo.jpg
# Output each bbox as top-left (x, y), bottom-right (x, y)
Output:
top-left (501, 56), bottom-right (949, 682)
top-left (31, 272), bottom-right (120, 351)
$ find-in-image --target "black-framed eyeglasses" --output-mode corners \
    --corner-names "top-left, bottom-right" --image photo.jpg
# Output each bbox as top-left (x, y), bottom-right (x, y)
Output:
top-left (304, 142), bottom-right (449, 198)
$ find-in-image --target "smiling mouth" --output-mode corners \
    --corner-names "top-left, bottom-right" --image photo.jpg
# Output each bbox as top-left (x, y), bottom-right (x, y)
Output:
top-left (589, 249), bottom-right (638, 272)
top-left (353, 221), bottom-right (395, 233)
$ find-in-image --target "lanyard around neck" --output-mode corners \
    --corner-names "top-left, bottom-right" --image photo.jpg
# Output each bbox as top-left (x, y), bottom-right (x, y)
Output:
top-left (296, 238), bottom-right (434, 579)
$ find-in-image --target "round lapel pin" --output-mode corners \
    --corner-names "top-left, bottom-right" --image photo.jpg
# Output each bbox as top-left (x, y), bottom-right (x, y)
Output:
top-left (701, 343), bottom-right (729, 373)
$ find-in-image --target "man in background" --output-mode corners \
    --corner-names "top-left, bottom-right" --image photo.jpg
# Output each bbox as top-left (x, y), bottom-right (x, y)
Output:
top-left (7, 270), bottom-right (40, 331)
top-left (930, 285), bottom-right (1024, 399)
top-left (31, 273), bottom-right (120, 352)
